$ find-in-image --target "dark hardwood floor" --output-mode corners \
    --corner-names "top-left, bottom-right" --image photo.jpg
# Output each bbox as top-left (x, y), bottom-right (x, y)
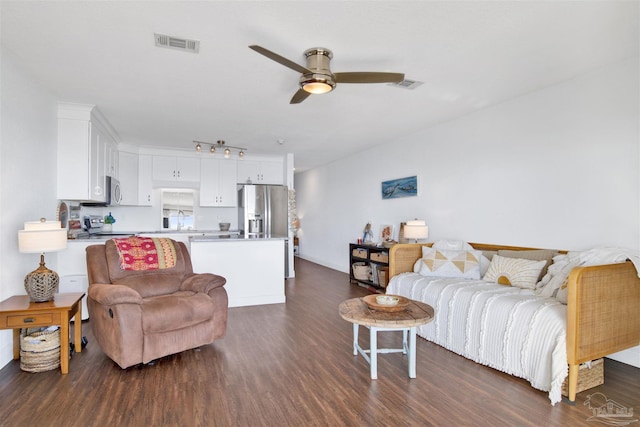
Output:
top-left (0, 258), bottom-right (638, 426)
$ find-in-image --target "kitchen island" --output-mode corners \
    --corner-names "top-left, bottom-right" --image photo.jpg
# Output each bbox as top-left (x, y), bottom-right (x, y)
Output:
top-left (60, 233), bottom-right (286, 309)
top-left (190, 236), bottom-right (286, 308)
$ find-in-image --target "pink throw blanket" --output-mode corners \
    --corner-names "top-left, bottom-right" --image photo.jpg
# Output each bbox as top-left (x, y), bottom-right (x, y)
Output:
top-left (113, 237), bottom-right (177, 271)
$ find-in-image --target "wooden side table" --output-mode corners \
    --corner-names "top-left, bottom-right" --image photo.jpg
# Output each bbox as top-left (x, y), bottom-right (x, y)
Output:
top-left (0, 292), bottom-right (84, 374)
top-left (339, 297), bottom-right (434, 379)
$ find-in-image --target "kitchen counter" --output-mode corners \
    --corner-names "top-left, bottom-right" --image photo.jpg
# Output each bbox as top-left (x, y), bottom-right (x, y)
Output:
top-left (65, 233), bottom-right (288, 308)
top-left (71, 232), bottom-right (289, 243)
top-left (189, 235), bottom-right (286, 242)
top-left (71, 230), bottom-right (241, 241)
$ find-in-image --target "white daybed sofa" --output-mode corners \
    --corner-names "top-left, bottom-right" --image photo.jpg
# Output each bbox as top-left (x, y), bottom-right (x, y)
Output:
top-left (385, 241), bottom-right (640, 405)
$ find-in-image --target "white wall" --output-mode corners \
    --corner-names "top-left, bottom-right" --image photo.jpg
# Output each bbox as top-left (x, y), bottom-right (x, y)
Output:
top-left (296, 58), bottom-right (639, 268)
top-left (295, 58), bottom-right (640, 366)
top-left (0, 48), bottom-right (60, 366)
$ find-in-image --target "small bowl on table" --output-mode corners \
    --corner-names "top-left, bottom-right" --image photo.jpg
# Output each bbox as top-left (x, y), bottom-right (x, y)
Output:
top-left (219, 223), bottom-right (231, 231)
top-left (376, 295), bottom-right (400, 306)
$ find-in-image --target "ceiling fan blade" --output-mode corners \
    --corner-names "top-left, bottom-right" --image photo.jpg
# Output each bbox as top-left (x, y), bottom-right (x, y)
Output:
top-left (290, 89), bottom-right (311, 104)
top-left (249, 45), bottom-right (311, 75)
top-left (334, 72), bottom-right (405, 84)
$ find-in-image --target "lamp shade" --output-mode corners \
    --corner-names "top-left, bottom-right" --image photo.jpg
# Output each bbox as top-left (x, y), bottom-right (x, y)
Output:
top-left (18, 219), bottom-right (67, 302)
top-left (18, 219), bottom-right (67, 253)
top-left (404, 220), bottom-right (429, 241)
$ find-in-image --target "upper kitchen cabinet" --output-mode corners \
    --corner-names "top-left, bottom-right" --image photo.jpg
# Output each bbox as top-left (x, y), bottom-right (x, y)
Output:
top-left (57, 103), bottom-right (119, 202)
top-left (200, 158), bottom-right (237, 207)
top-left (117, 151), bottom-right (138, 205)
top-left (138, 154), bottom-right (153, 206)
top-left (106, 141), bottom-right (118, 179)
top-left (152, 155), bottom-right (200, 186)
top-left (116, 150), bottom-right (154, 206)
top-left (237, 159), bottom-right (284, 185)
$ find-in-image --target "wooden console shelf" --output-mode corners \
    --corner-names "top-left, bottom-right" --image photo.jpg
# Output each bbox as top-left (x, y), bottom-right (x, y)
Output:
top-left (349, 243), bottom-right (390, 290)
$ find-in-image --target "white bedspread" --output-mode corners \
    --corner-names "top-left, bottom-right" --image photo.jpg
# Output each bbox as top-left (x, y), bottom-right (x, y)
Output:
top-left (387, 273), bottom-right (568, 405)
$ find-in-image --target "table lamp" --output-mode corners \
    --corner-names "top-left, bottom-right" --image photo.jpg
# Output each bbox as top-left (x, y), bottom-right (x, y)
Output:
top-left (404, 220), bottom-right (428, 243)
top-left (18, 218), bottom-right (68, 302)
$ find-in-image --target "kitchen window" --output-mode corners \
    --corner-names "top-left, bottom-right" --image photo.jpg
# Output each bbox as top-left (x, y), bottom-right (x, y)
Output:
top-left (161, 190), bottom-right (195, 231)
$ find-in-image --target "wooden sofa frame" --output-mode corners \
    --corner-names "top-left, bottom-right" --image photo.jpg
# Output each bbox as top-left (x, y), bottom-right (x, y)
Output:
top-left (388, 243), bottom-right (640, 402)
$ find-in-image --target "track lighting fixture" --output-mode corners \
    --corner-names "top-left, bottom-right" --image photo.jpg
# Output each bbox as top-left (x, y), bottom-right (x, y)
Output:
top-left (193, 140), bottom-right (247, 159)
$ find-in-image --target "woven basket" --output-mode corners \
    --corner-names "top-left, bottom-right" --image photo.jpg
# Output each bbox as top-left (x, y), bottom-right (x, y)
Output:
top-left (561, 358), bottom-right (604, 396)
top-left (20, 328), bottom-right (61, 373)
top-left (352, 262), bottom-right (372, 281)
top-left (377, 267), bottom-right (389, 288)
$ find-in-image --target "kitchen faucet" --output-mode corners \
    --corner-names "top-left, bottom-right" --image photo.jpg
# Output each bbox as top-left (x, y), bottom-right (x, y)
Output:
top-left (177, 210), bottom-right (185, 231)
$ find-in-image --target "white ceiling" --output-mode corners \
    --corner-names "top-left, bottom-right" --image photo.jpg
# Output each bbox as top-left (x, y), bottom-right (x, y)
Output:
top-left (1, 1), bottom-right (637, 171)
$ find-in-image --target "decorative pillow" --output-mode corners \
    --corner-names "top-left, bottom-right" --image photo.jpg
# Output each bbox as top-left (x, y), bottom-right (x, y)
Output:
top-left (432, 240), bottom-right (474, 251)
top-left (418, 248), bottom-right (482, 279)
top-left (479, 255), bottom-right (492, 278)
top-left (536, 253), bottom-right (577, 298)
top-left (497, 249), bottom-right (556, 283)
top-left (483, 254), bottom-right (547, 289)
top-left (555, 285), bottom-right (569, 304)
top-left (481, 250), bottom-right (497, 261)
top-left (413, 258), bottom-right (421, 273)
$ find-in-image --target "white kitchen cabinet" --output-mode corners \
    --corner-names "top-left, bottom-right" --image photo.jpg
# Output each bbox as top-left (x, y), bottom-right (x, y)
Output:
top-left (138, 154), bottom-right (153, 206)
top-left (200, 158), bottom-right (237, 207)
top-left (118, 151), bottom-right (139, 205)
top-left (152, 155), bottom-right (200, 183)
top-left (236, 159), bottom-right (284, 185)
top-left (106, 140), bottom-right (118, 179)
top-left (57, 241), bottom-right (97, 320)
top-left (57, 103), bottom-right (119, 202)
top-left (89, 121), bottom-right (106, 202)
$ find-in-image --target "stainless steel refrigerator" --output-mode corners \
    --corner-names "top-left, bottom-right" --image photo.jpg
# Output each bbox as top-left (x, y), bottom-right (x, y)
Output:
top-left (238, 184), bottom-right (289, 237)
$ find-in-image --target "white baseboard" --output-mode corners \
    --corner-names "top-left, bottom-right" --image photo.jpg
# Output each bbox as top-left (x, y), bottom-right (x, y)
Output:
top-left (296, 254), bottom-right (346, 274)
top-left (228, 295), bottom-right (286, 308)
top-left (606, 345), bottom-right (640, 368)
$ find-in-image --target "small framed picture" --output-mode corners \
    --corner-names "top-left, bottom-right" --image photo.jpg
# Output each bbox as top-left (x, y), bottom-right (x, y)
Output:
top-left (379, 224), bottom-right (394, 242)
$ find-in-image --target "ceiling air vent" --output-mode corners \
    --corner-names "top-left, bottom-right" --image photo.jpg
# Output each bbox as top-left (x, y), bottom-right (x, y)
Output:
top-left (154, 33), bottom-right (200, 53)
top-left (389, 79), bottom-right (423, 90)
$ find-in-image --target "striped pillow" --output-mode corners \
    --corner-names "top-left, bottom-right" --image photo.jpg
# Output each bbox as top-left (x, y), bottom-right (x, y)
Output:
top-left (483, 254), bottom-right (547, 289)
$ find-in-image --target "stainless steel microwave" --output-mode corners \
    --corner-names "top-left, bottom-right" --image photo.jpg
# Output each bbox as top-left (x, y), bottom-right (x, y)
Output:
top-left (81, 176), bottom-right (121, 206)
top-left (106, 176), bottom-right (122, 206)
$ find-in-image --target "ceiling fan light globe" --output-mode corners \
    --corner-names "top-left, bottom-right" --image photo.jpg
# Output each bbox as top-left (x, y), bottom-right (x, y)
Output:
top-left (302, 81), bottom-right (333, 94)
top-left (300, 72), bottom-right (335, 95)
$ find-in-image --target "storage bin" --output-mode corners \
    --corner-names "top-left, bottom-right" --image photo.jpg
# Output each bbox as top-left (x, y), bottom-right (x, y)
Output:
top-left (561, 358), bottom-right (604, 396)
top-left (20, 327), bottom-right (61, 373)
top-left (352, 262), bottom-right (372, 281)
top-left (352, 248), bottom-right (368, 259)
top-left (377, 267), bottom-right (389, 288)
top-left (370, 252), bottom-right (389, 263)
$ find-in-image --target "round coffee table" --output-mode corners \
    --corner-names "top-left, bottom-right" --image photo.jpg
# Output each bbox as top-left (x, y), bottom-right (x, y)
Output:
top-left (339, 296), bottom-right (434, 379)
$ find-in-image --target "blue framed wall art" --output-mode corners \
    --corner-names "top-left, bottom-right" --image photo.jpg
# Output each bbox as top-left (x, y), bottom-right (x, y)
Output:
top-left (381, 176), bottom-right (417, 199)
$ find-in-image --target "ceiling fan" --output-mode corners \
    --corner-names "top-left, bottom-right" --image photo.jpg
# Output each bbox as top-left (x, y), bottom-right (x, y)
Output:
top-left (249, 45), bottom-right (405, 104)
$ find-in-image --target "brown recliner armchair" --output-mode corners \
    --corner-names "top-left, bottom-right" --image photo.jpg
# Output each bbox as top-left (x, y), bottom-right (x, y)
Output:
top-left (85, 238), bottom-right (228, 369)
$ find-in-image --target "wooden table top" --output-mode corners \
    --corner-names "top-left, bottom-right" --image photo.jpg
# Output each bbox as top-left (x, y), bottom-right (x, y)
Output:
top-left (0, 293), bottom-right (85, 313)
top-left (339, 297), bottom-right (434, 328)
